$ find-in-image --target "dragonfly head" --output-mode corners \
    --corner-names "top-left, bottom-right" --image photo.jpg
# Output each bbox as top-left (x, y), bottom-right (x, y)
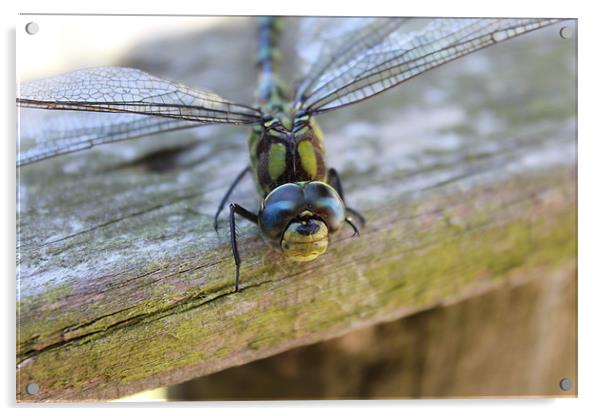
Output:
top-left (258, 182), bottom-right (346, 261)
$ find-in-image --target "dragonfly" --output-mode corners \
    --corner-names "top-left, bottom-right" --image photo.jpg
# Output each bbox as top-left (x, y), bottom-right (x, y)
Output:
top-left (17, 16), bottom-right (561, 291)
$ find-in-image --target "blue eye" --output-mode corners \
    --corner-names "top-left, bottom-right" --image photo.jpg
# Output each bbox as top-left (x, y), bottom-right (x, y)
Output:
top-left (258, 183), bottom-right (305, 240)
top-left (258, 182), bottom-right (346, 241)
top-left (303, 182), bottom-right (345, 232)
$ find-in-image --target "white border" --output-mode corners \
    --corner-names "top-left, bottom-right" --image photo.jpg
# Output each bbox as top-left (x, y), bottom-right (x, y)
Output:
top-left (2, 0), bottom-right (600, 415)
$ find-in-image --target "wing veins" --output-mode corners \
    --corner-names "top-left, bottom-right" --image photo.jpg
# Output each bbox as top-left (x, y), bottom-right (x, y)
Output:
top-left (304, 19), bottom-right (494, 110)
top-left (299, 18), bottom-right (559, 113)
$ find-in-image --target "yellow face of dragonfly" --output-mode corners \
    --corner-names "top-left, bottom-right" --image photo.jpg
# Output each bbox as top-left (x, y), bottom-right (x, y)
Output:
top-left (280, 211), bottom-right (329, 261)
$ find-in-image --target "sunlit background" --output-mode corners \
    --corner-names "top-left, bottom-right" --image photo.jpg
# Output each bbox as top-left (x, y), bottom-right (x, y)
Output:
top-left (17, 15), bottom-right (225, 81)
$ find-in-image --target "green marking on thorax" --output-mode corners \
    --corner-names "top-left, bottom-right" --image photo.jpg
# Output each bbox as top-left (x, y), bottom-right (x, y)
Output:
top-left (309, 118), bottom-right (325, 151)
top-left (298, 141), bottom-right (318, 178)
top-left (268, 142), bottom-right (287, 180)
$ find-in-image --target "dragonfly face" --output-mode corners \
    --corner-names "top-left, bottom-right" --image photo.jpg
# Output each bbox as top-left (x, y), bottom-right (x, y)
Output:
top-left (258, 181), bottom-right (346, 261)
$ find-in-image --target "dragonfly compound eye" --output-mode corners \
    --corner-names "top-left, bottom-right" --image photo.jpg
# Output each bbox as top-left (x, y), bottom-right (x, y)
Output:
top-left (258, 183), bottom-right (306, 241)
top-left (303, 182), bottom-right (346, 232)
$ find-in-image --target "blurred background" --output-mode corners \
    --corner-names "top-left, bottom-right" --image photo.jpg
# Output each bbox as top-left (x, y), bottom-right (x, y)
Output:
top-left (17, 15), bottom-right (576, 400)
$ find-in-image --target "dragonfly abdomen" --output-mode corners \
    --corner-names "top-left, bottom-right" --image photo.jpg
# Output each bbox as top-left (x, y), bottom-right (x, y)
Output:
top-left (256, 16), bottom-right (290, 107)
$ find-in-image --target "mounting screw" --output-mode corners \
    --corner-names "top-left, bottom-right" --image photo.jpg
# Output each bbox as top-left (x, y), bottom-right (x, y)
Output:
top-left (26, 383), bottom-right (40, 395)
top-left (559, 377), bottom-right (573, 391)
top-left (559, 26), bottom-right (573, 40)
top-left (25, 22), bottom-right (39, 35)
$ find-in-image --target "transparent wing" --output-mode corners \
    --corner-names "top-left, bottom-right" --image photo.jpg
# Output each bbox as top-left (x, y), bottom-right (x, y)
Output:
top-left (293, 17), bottom-right (410, 102)
top-left (17, 66), bottom-right (263, 166)
top-left (295, 18), bottom-right (560, 114)
top-left (18, 66), bottom-right (262, 123)
top-left (17, 110), bottom-right (201, 166)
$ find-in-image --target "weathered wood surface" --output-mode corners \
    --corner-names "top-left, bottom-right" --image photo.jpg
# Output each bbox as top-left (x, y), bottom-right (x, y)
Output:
top-left (169, 262), bottom-right (576, 399)
top-left (16, 18), bottom-right (576, 401)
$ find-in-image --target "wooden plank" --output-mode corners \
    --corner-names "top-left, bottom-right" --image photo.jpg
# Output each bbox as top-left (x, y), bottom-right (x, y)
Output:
top-left (168, 262), bottom-right (577, 399)
top-left (16, 18), bottom-right (576, 401)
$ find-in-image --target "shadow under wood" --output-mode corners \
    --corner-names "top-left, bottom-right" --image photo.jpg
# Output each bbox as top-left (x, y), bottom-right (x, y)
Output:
top-left (105, 142), bottom-right (205, 173)
top-left (168, 268), bottom-right (576, 400)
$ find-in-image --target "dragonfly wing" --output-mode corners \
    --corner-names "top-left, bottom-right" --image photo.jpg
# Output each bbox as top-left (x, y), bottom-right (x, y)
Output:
top-left (17, 110), bottom-right (203, 166)
top-left (293, 17), bottom-right (410, 103)
top-left (17, 66), bottom-right (263, 165)
top-left (295, 18), bottom-right (560, 114)
top-left (18, 66), bottom-right (263, 124)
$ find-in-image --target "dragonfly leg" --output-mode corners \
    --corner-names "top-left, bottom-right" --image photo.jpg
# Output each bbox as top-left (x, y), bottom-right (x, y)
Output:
top-left (214, 166), bottom-right (251, 232)
top-left (326, 167), bottom-right (346, 201)
top-left (229, 203), bottom-right (258, 292)
top-left (345, 207), bottom-right (366, 227)
top-left (327, 168), bottom-right (366, 227)
top-left (345, 217), bottom-right (360, 237)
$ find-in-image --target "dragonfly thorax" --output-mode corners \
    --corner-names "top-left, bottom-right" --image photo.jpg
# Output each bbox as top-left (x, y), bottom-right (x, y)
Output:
top-left (249, 111), bottom-right (327, 197)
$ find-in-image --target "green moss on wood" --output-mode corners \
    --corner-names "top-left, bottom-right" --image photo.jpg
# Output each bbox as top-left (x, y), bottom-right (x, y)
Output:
top-left (17, 166), bottom-right (576, 401)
